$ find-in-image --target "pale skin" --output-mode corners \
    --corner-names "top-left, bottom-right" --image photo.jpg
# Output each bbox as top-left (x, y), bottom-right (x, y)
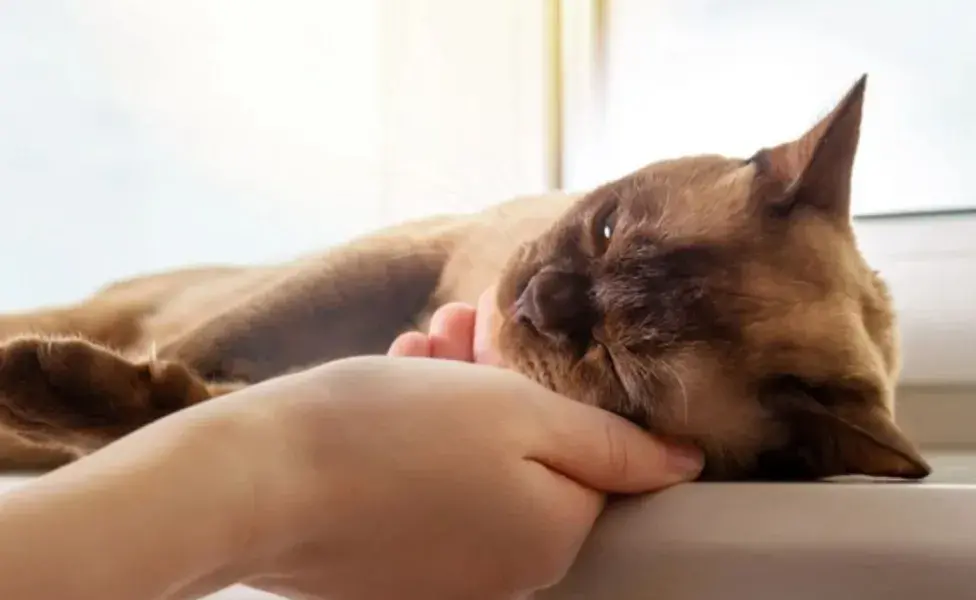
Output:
top-left (0, 286), bottom-right (704, 600)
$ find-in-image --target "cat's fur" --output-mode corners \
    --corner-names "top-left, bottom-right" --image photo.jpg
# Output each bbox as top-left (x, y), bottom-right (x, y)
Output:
top-left (0, 75), bottom-right (931, 481)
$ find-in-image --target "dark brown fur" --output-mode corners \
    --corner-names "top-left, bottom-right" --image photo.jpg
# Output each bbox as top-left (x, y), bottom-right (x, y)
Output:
top-left (0, 76), bottom-right (931, 481)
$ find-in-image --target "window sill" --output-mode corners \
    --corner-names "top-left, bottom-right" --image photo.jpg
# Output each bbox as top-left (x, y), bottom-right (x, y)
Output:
top-left (540, 477), bottom-right (976, 600)
top-left (896, 385), bottom-right (976, 449)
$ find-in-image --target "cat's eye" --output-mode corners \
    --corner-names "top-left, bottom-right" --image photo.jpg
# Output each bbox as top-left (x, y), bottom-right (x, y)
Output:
top-left (592, 204), bottom-right (618, 254)
top-left (602, 209), bottom-right (618, 242)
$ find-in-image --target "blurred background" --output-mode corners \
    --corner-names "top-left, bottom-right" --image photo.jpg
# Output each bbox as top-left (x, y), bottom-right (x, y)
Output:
top-left (1, 2), bottom-right (975, 460)
top-left (2, 2), bottom-right (975, 596)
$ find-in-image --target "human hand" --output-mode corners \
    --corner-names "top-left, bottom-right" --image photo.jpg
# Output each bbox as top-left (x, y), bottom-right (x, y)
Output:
top-left (387, 283), bottom-right (504, 365)
top-left (225, 361), bottom-right (702, 600)
top-left (198, 286), bottom-right (703, 600)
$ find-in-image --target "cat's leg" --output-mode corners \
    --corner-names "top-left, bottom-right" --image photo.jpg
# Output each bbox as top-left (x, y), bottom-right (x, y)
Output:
top-left (0, 430), bottom-right (74, 471)
top-left (0, 300), bottom-right (150, 351)
top-left (157, 239), bottom-right (454, 382)
top-left (0, 335), bottom-right (245, 454)
top-left (0, 307), bottom-right (103, 342)
top-left (0, 266), bottom-right (242, 348)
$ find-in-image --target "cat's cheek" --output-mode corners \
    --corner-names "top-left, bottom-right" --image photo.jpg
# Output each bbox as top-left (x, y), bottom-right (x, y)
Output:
top-left (493, 317), bottom-right (524, 366)
top-left (494, 242), bottom-right (546, 312)
top-left (644, 350), bottom-right (779, 473)
top-left (667, 384), bottom-right (776, 472)
top-left (493, 317), bottom-right (556, 389)
top-left (557, 347), bottom-right (632, 412)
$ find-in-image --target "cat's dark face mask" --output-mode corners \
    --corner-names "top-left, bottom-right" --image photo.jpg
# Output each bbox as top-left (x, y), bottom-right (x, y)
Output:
top-left (492, 75), bottom-right (931, 482)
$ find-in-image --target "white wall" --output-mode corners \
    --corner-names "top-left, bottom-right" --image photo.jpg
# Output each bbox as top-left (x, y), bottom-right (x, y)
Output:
top-left (0, 0), bottom-right (550, 310)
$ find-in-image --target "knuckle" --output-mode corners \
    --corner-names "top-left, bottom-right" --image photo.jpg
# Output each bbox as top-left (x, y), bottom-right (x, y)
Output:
top-left (603, 417), bottom-right (631, 480)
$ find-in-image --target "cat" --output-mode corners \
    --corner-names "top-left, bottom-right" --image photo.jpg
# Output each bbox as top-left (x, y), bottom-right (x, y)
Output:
top-left (0, 74), bottom-right (931, 481)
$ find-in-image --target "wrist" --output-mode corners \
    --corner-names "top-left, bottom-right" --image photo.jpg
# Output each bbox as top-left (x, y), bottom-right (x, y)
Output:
top-left (153, 408), bottom-right (261, 593)
top-left (94, 408), bottom-right (259, 597)
top-left (183, 387), bottom-right (315, 581)
top-left (0, 403), bottom-right (257, 599)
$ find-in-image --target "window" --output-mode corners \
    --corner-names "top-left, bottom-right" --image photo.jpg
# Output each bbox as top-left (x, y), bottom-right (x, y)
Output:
top-left (561, 0), bottom-right (976, 218)
top-left (0, 1), bottom-right (551, 309)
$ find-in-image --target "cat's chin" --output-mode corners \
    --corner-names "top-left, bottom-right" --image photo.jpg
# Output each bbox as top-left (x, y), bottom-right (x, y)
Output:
top-left (498, 331), bottom-right (747, 480)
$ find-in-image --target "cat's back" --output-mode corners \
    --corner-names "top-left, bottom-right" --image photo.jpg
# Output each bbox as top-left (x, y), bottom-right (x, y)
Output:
top-left (103, 192), bottom-right (575, 351)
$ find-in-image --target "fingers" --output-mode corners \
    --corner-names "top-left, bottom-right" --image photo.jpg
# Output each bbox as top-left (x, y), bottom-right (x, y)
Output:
top-left (427, 303), bottom-right (476, 363)
top-left (524, 395), bottom-right (704, 494)
top-left (387, 332), bottom-right (431, 358)
top-left (388, 304), bottom-right (477, 361)
top-left (387, 283), bottom-right (503, 364)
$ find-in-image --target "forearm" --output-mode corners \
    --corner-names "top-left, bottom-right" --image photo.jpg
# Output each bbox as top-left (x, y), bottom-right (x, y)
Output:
top-left (0, 414), bottom-right (251, 600)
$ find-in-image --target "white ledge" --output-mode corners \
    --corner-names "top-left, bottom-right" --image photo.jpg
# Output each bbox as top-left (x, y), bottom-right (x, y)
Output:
top-left (7, 457), bottom-right (976, 599)
top-left (540, 478), bottom-right (976, 600)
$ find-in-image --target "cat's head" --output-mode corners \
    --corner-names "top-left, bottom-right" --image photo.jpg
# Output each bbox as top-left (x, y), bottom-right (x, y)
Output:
top-left (493, 75), bottom-right (931, 481)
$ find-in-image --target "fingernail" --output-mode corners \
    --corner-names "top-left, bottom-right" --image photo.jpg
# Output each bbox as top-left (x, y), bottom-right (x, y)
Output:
top-left (667, 444), bottom-right (705, 476)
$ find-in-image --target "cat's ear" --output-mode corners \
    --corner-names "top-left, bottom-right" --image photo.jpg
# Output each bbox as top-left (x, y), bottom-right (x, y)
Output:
top-left (752, 74), bottom-right (867, 219)
top-left (768, 394), bottom-right (931, 480)
top-left (801, 403), bottom-right (931, 479)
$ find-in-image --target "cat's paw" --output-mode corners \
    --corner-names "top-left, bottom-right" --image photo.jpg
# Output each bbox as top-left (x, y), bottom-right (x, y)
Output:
top-left (0, 336), bottom-right (211, 450)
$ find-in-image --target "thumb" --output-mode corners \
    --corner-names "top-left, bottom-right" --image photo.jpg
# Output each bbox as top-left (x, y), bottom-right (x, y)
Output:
top-left (473, 283), bottom-right (504, 366)
top-left (524, 394), bottom-right (704, 494)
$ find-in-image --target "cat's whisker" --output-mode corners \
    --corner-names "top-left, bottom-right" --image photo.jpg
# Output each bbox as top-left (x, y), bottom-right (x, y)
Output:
top-left (658, 360), bottom-right (689, 425)
top-left (598, 342), bottom-right (633, 409)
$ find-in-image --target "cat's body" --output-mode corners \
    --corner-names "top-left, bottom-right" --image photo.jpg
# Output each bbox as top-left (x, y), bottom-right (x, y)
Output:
top-left (0, 76), bottom-right (933, 481)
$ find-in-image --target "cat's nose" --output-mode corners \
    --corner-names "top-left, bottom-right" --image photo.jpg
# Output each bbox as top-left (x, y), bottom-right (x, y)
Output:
top-left (513, 267), bottom-right (591, 339)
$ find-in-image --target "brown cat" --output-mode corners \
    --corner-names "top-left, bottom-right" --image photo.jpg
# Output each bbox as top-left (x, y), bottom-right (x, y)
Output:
top-left (0, 75), bottom-right (932, 481)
